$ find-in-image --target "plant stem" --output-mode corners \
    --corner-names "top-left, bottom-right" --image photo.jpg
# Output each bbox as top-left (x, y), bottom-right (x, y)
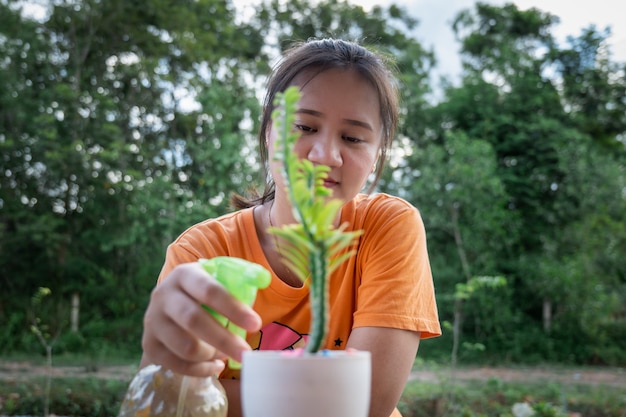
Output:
top-left (44, 344), bottom-right (52, 417)
top-left (306, 246), bottom-right (329, 353)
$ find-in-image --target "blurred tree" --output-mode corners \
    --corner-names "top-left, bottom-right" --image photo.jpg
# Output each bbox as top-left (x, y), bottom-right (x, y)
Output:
top-left (549, 26), bottom-right (626, 150)
top-left (1, 0), bottom-right (624, 365)
top-left (0, 0), bottom-right (436, 354)
top-left (419, 1), bottom-right (626, 363)
top-left (251, 0), bottom-right (436, 151)
top-left (0, 0), bottom-right (265, 352)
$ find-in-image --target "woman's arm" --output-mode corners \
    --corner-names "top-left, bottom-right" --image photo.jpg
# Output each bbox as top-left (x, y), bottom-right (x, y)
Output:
top-left (347, 326), bottom-right (420, 417)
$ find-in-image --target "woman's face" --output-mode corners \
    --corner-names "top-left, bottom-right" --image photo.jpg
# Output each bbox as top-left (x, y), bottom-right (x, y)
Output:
top-left (268, 68), bottom-right (383, 206)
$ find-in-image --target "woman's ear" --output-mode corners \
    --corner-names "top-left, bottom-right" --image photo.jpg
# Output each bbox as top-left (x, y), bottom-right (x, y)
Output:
top-left (372, 148), bottom-right (383, 173)
top-left (264, 127), bottom-right (271, 148)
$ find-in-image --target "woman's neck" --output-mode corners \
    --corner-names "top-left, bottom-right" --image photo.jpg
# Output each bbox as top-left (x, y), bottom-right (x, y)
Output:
top-left (254, 201), bottom-right (304, 288)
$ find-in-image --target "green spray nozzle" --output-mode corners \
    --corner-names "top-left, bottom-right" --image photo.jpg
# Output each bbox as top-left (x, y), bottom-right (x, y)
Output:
top-left (198, 257), bottom-right (271, 369)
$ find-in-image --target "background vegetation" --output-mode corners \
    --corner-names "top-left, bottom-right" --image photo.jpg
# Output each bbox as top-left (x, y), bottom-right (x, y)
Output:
top-left (1, 0), bottom-right (625, 373)
top-left (2, 371), bottom-right (625, 417)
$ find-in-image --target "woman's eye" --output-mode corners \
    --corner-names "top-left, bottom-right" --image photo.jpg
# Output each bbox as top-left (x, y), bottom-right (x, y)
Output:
top-left (295, 124), bottom-right (315, 133)
top-left (343, 136), bottom-right (363, 144)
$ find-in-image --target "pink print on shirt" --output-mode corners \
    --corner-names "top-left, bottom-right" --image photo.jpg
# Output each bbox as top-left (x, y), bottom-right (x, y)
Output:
top-left (256, 322), bottom-right (309, 350)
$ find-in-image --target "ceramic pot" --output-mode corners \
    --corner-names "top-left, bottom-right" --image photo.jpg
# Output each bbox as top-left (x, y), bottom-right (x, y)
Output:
top-left (241, 350), bottom-right (371, 417)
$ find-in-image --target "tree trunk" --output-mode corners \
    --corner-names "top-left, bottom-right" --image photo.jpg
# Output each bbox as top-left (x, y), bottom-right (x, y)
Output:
top-left (543, 298), bottom-right (551, 332)
top-left (451, 204), bottom-right (472, 368)
top-left (71, 292), bottom-right (80, 332)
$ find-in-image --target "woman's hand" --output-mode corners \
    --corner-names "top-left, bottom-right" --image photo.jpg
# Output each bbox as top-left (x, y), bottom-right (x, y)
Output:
top-left (140, 262), bottom-right (262, 377)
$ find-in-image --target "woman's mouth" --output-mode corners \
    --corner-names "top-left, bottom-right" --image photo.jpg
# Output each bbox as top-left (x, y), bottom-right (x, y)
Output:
top-left (323, 178), bottom-right (339, 188)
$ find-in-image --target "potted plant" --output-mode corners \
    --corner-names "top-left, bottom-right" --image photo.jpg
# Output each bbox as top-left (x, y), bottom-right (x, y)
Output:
top-left (241, 87), bottom-right (371, 417)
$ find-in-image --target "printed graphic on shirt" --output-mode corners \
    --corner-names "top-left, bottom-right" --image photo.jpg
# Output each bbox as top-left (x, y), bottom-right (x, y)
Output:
top-left (249, 322), bottom-right (309, 350)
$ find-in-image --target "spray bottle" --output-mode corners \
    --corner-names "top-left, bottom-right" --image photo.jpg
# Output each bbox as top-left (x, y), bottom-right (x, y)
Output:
top-left (117, 257), bottom-right (271, 417)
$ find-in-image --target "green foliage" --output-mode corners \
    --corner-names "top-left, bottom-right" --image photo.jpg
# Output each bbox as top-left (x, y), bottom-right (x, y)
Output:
top-left (0, 0), bottom-right (265, 356)
top-left (404, 1), bottom-right (626, 366)
top-left (398, 376), bottom-right (626, 417)
top-left (3, 364), bottom-right (624, 417)
top-left (0, 377), bottom-right (128, 417)
top-left (269, 87), bottom-right (362, 353)
top-left (29, 287), bottom-right (62, 347)
top-left (0, 0), bottom-right (625, 367)
top-left (27, 287), bottom-right (61, 417)
top-left (455, 276), bottom-right (507, 300)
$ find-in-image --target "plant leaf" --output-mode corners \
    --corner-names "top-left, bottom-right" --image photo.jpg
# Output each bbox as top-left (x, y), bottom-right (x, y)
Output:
top-left (269, 87), bottom-right (363, 352)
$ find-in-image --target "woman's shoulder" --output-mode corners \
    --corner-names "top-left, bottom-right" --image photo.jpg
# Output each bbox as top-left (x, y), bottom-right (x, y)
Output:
top-left (352, 192), bottom-right (419, 216)
top-left (347, 193), bottom-right (424, 232)
top-left (173, 207), bottom-right (255, 244)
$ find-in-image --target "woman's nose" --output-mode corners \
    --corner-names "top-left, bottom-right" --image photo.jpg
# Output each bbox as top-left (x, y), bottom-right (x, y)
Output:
top-left (306, 136), bottom-right (342, 167)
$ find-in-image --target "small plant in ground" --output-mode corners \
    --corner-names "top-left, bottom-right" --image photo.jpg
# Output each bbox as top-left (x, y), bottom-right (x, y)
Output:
top-left (399, 376), bottom-right (626, 417)
top-left (29, 286), bottom-right (63, 417)
top-left (0, 377), bottom-right (129, 417)
top-left (531, 401), bottom-right (568, 417)
top-left (510, 401), bottom-right (568, 417)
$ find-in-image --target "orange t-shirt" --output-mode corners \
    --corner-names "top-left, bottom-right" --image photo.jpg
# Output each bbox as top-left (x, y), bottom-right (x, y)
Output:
top-left (157, 193), bottom-right (441, 417)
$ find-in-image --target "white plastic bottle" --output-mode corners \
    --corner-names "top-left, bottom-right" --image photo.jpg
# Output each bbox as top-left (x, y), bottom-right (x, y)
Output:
top-left (118, 364), bottom-right (227, 417)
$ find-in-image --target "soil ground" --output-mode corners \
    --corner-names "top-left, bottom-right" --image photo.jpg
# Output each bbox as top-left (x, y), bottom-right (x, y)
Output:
top-left (1, 360), bottom-right (625, 387)
top-left (408, 365), bottom-right (626, 387)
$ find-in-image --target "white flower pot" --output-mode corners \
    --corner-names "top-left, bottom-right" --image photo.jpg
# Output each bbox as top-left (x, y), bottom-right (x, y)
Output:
top-left (241, 350), bottom-right (371, 417)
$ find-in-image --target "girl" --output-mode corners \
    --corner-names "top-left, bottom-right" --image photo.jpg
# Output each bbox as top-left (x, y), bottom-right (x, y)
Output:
top-left (140, 38), bottom-right (441, 417)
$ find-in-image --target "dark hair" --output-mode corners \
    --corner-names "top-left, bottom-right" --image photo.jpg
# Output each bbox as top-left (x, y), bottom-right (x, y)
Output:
top-left (231, 38), bottom-right (399, 209)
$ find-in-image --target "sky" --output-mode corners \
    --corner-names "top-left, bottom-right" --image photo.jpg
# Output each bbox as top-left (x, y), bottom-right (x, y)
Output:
top-left (22, 0), bottom-right (624, 104)
top-left (22, 0), bottom-right (626, 78)
top-left (348, 0), bottom-right (626, 84)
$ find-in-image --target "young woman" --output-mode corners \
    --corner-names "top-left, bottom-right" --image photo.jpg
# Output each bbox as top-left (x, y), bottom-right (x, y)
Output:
top-left (140, 38), bottom-right (441, 417)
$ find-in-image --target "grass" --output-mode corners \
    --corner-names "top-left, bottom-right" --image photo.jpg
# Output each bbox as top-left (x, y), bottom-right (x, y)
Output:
top-left (0, 353), bottom-right (138, 417)
top-left (1, 376), bottom-right (129, 417)
top-left (398, 368), bottom-right (626, 417)
top-left (1, 356), bottom-right (624, 417)
top-left (2, 350), bottom-right (140, 367)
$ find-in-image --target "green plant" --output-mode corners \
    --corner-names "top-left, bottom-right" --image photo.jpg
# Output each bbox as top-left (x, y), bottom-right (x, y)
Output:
top-left (0, 377), bottom-right (129, 417)
top-left (398, 375), bottom-right (626, 417)
top-left (29, 286), bottom-right (63, 417)
top-left (269, 86), bottom-right (362, 353)
top-left (532, 401), bottom-right (567, 417)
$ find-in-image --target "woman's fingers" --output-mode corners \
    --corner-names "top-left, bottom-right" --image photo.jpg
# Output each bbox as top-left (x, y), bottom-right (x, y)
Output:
top-left (160, 295), bottom-right (253, 364)
top-left (176, 263), bottom-right (263, 333)
top-left (142, 262), bottom-right (263, 375)
top-left (144, 337), bottom-right (227, 377)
